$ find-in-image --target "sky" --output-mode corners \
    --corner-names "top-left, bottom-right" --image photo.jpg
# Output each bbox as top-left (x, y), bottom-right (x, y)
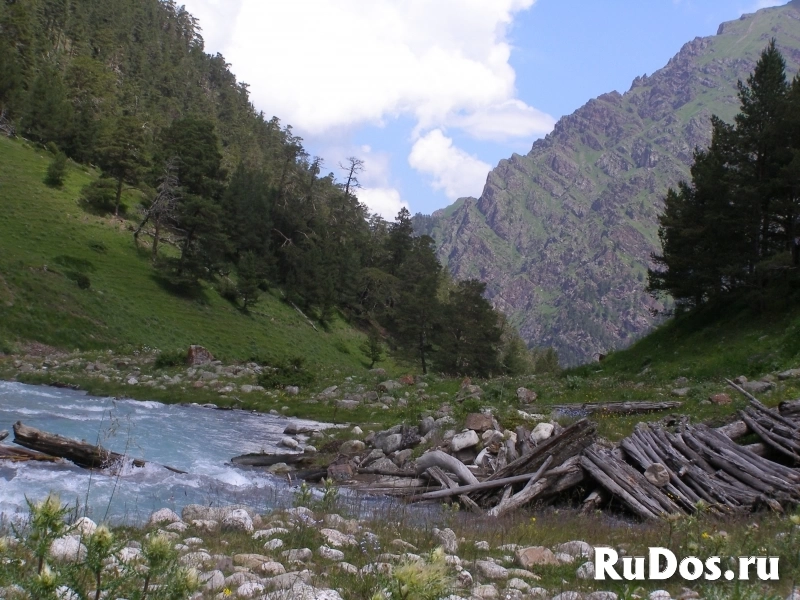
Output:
top-left (180, 0), bottom-right (789, 219)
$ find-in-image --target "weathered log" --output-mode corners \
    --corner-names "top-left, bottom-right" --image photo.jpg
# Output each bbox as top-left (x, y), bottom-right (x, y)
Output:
top-left (414, 450), bottom-right (479, 486)
top-left (411, 460), bottom-right (552, 502)
top-left (14, 421), bottom-right (119, 469)
top-left (425, 467), bottom-right (482, 513)
top-left (0, 444), bottom-right (60, 462)
top-left (13, 421), bottom-right (187, 474)
top-left (0, 430), bottom-right (8, 443)
top-left (486, 456), bottom-right (553, 518)
top-left (715, 420), bottom-right (750, 440)
top-left (231, 452), bottom-right (308, 467)
top-left (779, 399), bottom-right (800, 418)
top-left (579, 453), bottom-right (658, 520)
top-left (552, 401), bottom-right (682, 416)
top-left (475, 418), bottom-right (595, 505)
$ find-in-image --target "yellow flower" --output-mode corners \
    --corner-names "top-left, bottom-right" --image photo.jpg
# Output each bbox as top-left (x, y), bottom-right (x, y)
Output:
top-left (790, 515), bottom-right (800, 526)
top-left (530, 517), bottom-right (536, 524)
top-left (223, 588), bottom-right (232, 597)
top-left (701, 532), bottom-right (710, 539)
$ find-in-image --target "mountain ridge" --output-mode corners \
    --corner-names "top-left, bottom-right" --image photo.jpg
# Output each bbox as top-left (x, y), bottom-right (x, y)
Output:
top-left (415, 2), bottom-right (800, 365)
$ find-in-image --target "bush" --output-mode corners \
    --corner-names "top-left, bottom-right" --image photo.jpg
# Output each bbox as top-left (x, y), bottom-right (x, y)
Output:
top-left (79, 177), bottom-right (120, 214)
top-left (44, 151), bottom-right (67, 187)
top-left (257, 356), bottom-right (315, 388)
top-left (65, 271), bottom-right (91, 289)
top-left (155, 348), bottom-right (188, 369)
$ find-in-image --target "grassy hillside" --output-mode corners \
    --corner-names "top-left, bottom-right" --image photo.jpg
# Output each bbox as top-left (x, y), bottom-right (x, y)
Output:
top-left (0, 136), bottom-right (370, 371)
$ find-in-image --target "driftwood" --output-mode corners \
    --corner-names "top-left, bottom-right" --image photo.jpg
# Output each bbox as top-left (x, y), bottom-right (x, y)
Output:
top-left (552, 401), bottom-right (682, 416)
top-left (0, 444), bottom-right (60, 462)
top-left (231, 452), bottom-right (309, 467)
top-left (415, 450), bottom-right (480, 486)
top-left (13, 422), bottom-right (187, 474)
top-left (425, 466), bottom-right (482, 513)
top-left (0, 430), bottom-right (8, 443)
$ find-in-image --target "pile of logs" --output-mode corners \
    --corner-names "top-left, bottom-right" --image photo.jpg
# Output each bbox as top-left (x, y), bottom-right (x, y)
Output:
top-left (400, 392), bottom-right (800, 520)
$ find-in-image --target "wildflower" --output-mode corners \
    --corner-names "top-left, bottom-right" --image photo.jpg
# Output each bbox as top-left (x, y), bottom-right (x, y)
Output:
top-left (790, 514), bottom-right (800, 526)
top-left (530, 517), bottom-right (536, 523)
top-left (223, 587), bottom-right (232, 597)
top-left (701, 532), bottom-right (710, 539)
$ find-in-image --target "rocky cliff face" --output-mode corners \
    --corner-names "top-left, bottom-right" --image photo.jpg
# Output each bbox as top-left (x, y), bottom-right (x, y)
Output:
top-left (416, 2), bottom-right (800, 366)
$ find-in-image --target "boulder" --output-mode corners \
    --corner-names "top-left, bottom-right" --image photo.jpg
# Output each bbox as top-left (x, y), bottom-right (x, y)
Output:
top-left (148, 508), bottom-right (182, 526)
top-left (187, 345), bottom-right (213, 366)
top-left (516, 546), bottom-right (558, 568)
top-left (576, 561), bottom-right (595, 579)
top-left (222, 509), bottom-right (253, 533)
top-left (553, 540), bottom-right (594, 558)
top-left (475, 560), bottom-right (508, 580)
top-left (465, 413), bottom-right (494, 433)
top-left (279, 437), bottom-right (300, 450)
top-left (336, 399), bottom-right (360, 410)
top-left (320, 528), bottom-right (358, 547)
top-left (742, 380), bottom-right (774, 394)
top-left (709, 393), bottom-right (732, 405)
top-left (433, 527), bottom-right (458, 554)
top-left (450, 430), bottom-right (479, 452)
top-left (778, 368), bottom-right (800, 380)
top-left (49, 536), bottom-right (87, 562)
top-left (327, 463), bottom-right (354, 481)
top-left (530, 423), bottom-right (554, 443)
top-left (378, 380), bottom-right (402, 392)
top-left (285, 385), bottom-right (300, 395)
top-left (671, 387), bottom-right (690, 397)
top-left (516, 387), bottom-right (537, 404)
top-left (339, 440), bottom-right (366, 455)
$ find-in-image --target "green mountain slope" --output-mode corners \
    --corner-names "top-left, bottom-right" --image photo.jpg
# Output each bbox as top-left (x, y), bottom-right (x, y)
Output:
top-left (0, 136), bottom-right (367, 369)
top-left (416, 1), bottom-right (800, 366)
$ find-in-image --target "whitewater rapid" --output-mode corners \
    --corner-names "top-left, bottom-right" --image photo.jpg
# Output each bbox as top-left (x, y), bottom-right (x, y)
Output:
top-left (0, 381), bottom-right (329, 524)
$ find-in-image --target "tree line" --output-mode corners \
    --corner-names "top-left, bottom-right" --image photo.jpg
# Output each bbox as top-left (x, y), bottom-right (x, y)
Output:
top-left (649, 41), bottom-right (800, 310)
top-left (0, 0), bottom-right (551, 377)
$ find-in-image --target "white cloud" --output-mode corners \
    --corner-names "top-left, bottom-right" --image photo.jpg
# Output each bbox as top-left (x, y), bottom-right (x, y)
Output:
top-left (357, 187), bottom-right (409, 220)
top-left (185, 0), bottom-right (538, 137)
top-left (448, 99), bottom-right (556, 141)
top-left (408, 129), bottom-right (492, 200)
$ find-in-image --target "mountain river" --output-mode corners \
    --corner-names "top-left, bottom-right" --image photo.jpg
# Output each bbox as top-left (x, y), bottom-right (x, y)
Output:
top-left (0, 380), bottom-right (399, 525)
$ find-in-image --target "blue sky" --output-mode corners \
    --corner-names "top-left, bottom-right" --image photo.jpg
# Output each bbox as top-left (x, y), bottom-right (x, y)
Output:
top-left (181, 0), bottom-right (787, 219)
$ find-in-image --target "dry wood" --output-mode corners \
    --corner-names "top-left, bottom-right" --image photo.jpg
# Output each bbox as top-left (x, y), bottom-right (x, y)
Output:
top-left (579, 453), bottom-right (657, 520)
top-left (425, 466), bottom-right (482, 513)
top-left (715, 420), bottom-right (750, 440)
top-left (13, 422), bottom-right (187, 474)
top-left (231, 452), bottom-right (309, 467)
top-left (0, 444), bottom-right (60, 462)
top-left (779, 399), bottom-right (800, 418)
top-left (410, 460), bottom-right (553, 502)
top-left (0, 430), bottom-right (8, 443)
top-left (739, 412), bottom-right (800, 463)
top-left (415, 450), bottom-right (479, 486)
top-left (485, 456), bottom-right (554, 518)
top-left (551, 401), bottom-right (682, 416)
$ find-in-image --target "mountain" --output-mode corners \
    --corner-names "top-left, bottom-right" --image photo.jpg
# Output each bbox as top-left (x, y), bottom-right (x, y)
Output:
top-left (414, 1), bottom-right (800, 366)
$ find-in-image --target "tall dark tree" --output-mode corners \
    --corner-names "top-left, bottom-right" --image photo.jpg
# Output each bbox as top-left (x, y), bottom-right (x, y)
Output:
top-left (21, 66), bottom-right (72, 146)
top-left (96, 116), bottom-right (150, 217)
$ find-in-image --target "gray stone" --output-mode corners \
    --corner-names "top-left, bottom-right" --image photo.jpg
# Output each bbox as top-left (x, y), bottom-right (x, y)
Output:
top-left (320, 528), bottom-right (357, 547)
top-left (318, 545), bottom-right (345, 561)
top-left (200, 570), bottom-right (225, 591)
top-left (516, 546), bottom-right (558, 568)
top-left (339, 439), bottom-right (366, 454)
top-left (282, 547), bottom-right (313, 563)
top-left (49, 536), bottom-right (87, 562)
top-left (778, 368), bottom-right (800, 380)
top-left (586, 593), bottom-right (618, 600)
top-left (450, 430), bottom-right (479, 452)
top-left (279, 437), bottom-right (300, 450)
top-left (671, 387), bottom-right (690, 397)
top-left (284, 385), bottom-right (300, 395)
top-left (433, 527), bottom-right (458, 553)
top-left (645, 462), bottom-right (670, 487)
top-left (576, 561), bottom-right (595, 579)
top-left (742, 380), bottom-right (774, 394)
top-left (222, 509), bottom-right (253, 533)
top-left (419, 416), bottom-right (436, 435)
top-left (378, 380), bottom-right (402, 392)
top-left (179, 551), bottom-right (211, 568)
top-left (475, 560), bottom-right (508, 580)
top-left (530, 423), bottom-right (554, 443)
top-left (336, 399), bottom-right (360, 410)
top-left (649, 592), bottom-right (672, 600)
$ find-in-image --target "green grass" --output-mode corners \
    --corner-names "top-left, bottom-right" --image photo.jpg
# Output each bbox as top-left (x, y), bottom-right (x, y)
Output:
top-left (0, 136), bottom-right (372, 371)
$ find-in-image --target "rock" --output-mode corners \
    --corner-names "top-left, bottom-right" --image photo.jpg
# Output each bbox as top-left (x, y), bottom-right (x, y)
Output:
top-left (200, 570), bottom-right (225, 591)
top-left (475, 540), bottom-right (491, 551)
top-left (527, 588), bottom-right (549, 599)
top-left (327, 463), bottom-right (354, 481)
top-left (465, 413), bottom-right (494, 433)
top-left (282, 548), bottom-right (313, 563)
top-left (674, 376), bottom-right (689, 386)
top-left (179, 551), bottom-right (211, 568)
top-left (650, 591), bottom-right (672, 600)
top-left (375, 432), bottom-right (404, 454)
top-left (555, 552), bottom-right (575, 565)
top-left (148, 508), bottom-right (182, 526)
top-left (506, 578), bottom-right (530, 592)
top-left (190, 519), bottom-right (219, 532)
top-left (576, 561), bottom-right (595, 579)
top-left (320, 528), bottom-right (358, 547)
top-left (433, 527), bottom-right (459, 553)
top-left (126, 377), bottom-right (138, 385)
top-left (516, 546), bottom-right (558, 568)
top-left (318, 545), bottom-right (345, 561)
top-left (419, 416), bottom-right (436, 435)
top-left (116, 547), bottom-right (141, 563)
top-left (339, 439), bottom-right (365, 454)
top-left (709, 393), bottom-right (732, 405)
top-left (279, 437), bottom-right (300, 450)
top-left (553, 540), bottom-right (593, 558)
top-left (263, 538), bottom-right (284, 551)
top-left (236, 581), bottom-right (265, 598)
top-left (370, 457), bottom-right (400, 473)
top-left (450, 430), bottom-right (480, 452)
top-left (284, 423), bottom-right (318, 435)
top-left (394, 448), bottom-right (413, 466)
top-left (742, 380), bottom-right (774, 394)
top-left (530, 423), bottom-right (554, 443)
top-left (476, 560), bottom-right (508, 579)
top-left (378, 380), bottom-right (402, 392)
top-left (778, 368), bottom-right (800, 380)
top-left (471, 584), bottom-right (499, 599)
top-left (261, 560), bottom-right (286, 575)
top-left (516, 387), bottom-right (537, 404)
top-left (285, 385), bottom-right (300, 395)
top-left (165, 521), bottom-right (188, 532)
top-left (336, 399), bottom-right (360, 410)
top-left (351, 426), bottom-right (363, 435)
top-left (645, 463), bottom-right (670, 487)
top-left (187, 345), bottom-right (213, 366)
top-left (72, 517), bottom-right (97, 536)
top-left (552, 593), bottom-right (582, 600)
top-left (265, 583), bottom-right (343, 600)
top-left (671, 387), bottom-right (690, 397)
top-left (234, 553), bottom-right (271, 569)
top-left (222, 509), bottom-right (253, 533)
top-left (369, 368), bottom-right (387, 376)
top-left (587, 593), bottom-right (618, 600)
top-left (49, 536), bottom-right (87, 562)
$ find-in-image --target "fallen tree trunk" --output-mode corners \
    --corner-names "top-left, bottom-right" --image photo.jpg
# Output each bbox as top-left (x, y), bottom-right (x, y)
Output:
top-left (13, 421), bottom-right (187, 474)
top-left (0, 444), bottom-right (60, 462)
top-left (230, 452), bottom-right (309, 467)
top-left (551, 401), bottom-right (682, 416)
top-left (414, 450), bottom-right (479, 486)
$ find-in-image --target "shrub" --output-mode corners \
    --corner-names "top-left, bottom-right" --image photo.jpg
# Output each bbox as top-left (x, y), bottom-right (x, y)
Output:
top-left (44, 151), bottom-right (67, 187)
top-left (79, 177), bottom-right (119, 214)
top-left (257, 356), bottom-right (315, 388)
top-left (155, 348), bottom-right (188, 369)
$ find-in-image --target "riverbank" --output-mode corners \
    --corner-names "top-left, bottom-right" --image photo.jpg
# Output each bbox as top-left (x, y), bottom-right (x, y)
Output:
top-left (2, 491), bottom-right (799, 600)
